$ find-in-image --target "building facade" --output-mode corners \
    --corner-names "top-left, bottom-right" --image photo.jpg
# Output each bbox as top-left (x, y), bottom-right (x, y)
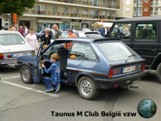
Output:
top-left (1, 0), bottom-right (135, 31)
top-left (23, 0), bottom-right (121, 31)
top-left (119, 0), bottom-right (134, 18)
top-left (134, 0), bottom-right (161, 17)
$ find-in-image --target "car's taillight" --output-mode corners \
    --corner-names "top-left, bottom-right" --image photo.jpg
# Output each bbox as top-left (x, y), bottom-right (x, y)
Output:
top-left (141, 62), bottom-right (145, 71)
top-left (108, 68), bottom-right (120, 78)
top-left (113, 68), bottom-right (120, 75)
top-left (0, 53), bottom-right (4, 60)
top-left (108, 69), bottom-right (113, 79)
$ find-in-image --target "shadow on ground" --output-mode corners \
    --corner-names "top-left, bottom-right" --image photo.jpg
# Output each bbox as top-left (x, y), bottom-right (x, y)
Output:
top-left (0, 65), bottom-right (19, 73)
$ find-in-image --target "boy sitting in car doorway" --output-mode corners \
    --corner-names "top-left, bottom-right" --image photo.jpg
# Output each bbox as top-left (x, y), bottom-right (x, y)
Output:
top-left (41, 53), bottom-right (61, 93)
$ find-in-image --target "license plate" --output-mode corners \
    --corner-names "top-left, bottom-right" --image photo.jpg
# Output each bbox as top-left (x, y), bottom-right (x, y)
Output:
top-left (123, 65), bottom-right (136, 73)
top-left (12, 53), bottom-right (24, 57)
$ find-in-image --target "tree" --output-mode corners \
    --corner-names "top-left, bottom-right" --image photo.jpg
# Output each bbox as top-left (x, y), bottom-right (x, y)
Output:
top-left (0, 0), bottom-right (35, 16)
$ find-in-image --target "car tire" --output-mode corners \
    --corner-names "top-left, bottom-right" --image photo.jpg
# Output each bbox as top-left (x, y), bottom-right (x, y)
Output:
top-left (78, 76), bottom-right (99, 100)
top-left (156, 63), bottom-right (161, 83)
top-left (20, 65), bottom-right (32, 84)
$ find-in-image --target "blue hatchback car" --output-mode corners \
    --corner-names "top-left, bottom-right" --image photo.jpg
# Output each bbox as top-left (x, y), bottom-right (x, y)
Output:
top-left (17, 38), bottom-right (145, 99)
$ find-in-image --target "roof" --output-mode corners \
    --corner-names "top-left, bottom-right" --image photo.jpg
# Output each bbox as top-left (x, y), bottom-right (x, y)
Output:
top-left (55, 37), bottom-right (120, 43)
top-left (115, 16), bottom-right (161, 22)
top-left (56, 37), bottom-right (94, 43)
top-left (0, 30), bottom-right (21, 34)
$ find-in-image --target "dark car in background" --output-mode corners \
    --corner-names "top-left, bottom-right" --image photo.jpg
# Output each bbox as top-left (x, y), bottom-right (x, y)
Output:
top-left (107, 16), bottom-right (161, 83)
top-left (17, 38), bottom-right (145, 100)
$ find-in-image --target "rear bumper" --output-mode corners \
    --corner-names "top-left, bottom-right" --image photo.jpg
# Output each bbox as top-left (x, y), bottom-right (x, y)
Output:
top-left (0, 59), bottom-right (17, 65)
top-left (94, 71), bottom-right (145, 89)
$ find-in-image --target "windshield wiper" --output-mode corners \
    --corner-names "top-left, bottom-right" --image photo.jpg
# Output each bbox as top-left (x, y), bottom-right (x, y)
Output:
top-left (125, 54), bottom-right (136, 62)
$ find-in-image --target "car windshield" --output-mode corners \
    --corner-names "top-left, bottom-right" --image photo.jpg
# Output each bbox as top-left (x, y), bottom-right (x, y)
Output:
top-left (97, 42), bottom-right (133, 61)
top-left (0, 34), bottom-right (25, 45)
top-left (108, 23), bottom-right (131, 39)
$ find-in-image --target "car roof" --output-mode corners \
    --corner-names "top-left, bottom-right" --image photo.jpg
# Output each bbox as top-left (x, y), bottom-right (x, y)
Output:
top-left (115, 16), bottom-right (161, 22)
top-left (0, 30), bottom-right (21, 34)
top-left (55, 37), bottom-right (120, 43)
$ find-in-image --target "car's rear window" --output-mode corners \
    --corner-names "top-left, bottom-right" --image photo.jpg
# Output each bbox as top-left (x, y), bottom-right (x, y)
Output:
top-left (97, 42), bottom-right (133, 61)
top-left (0, 34), bottom-right (25, 45)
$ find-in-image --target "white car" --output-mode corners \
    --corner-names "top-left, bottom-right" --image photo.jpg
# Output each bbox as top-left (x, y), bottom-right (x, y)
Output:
top-left (76, 31), bottom-right (104, 38)
top-left (61, 30), bottom-right (104, 38)
top-left (0, 31), bottom-right (33, 66)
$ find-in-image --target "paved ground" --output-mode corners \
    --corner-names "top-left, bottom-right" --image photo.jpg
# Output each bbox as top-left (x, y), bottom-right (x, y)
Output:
top-left (0, 66), bottom-right (160, 121)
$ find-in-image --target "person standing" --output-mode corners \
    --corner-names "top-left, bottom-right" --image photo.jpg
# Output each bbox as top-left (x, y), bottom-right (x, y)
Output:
top-left (98, 25), bottom-right (105, 37)
top-left (52, 24), bottom-right (62, 39)
top-left (12, 24), bottom-right (17, 31)
top-left (64, 29), bottom-right (77, 49)
top-left (18, 25), bottom-right (25, 36)
top-left (41, 28), bottom-right (52, 45)
top-left (8, 26), bottom-right (13, 31)
top-left (24, 26), bottom-right (29, 37)
top-left (67, 29), bottom-right (77, 38)
top-left (25, 28), bottom-right (38, 52)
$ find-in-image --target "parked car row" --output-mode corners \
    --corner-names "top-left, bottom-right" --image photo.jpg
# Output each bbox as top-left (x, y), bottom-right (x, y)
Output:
top-left (36, 28), bottom-right (103, 41)
top-left (4, 17), bottom-right (159, 100)
top-left (61, 30), bottom-right (103, 38)
top-left (0, 29), bottom-right (103, 67)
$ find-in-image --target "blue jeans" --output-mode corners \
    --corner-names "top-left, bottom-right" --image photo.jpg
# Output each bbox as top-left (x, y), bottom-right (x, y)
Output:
top-left (43, 77), bottom-right (58, 90)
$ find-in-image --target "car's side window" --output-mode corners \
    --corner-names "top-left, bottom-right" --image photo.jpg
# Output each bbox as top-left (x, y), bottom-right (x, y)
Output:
top-left (135, 23), bottom-right (157, 41)
top-left (42, 43), bottom-right (64, 59)
top-left (70, 42), bottom-right (97, 60)
top-left (108, 23), bottom-right (131, 39)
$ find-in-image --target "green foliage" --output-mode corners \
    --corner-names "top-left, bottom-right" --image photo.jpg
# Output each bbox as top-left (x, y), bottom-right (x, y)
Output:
top-left (0, 0), bottom-right (35, 16)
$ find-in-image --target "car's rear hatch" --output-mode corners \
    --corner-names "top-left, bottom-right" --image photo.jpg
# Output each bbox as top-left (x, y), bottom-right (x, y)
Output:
top-left (96, 40), bottom-right (145, 78)
top-left (0, 33), bottom-right (33, 64)
top-left (0, 44), bottom-right (33, 64)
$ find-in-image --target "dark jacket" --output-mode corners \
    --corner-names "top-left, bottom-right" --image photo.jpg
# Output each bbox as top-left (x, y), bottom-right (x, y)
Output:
top-left (41, 33), bottom-right (52, 45)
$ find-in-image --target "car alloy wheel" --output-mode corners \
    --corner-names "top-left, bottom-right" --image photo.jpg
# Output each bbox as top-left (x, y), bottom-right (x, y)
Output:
top-left (20, 65), bottom-right (32, 84)
top-left (78, 76), bottom-right (99, 100)
top-left (81, 80), bottom-right (92, 96)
